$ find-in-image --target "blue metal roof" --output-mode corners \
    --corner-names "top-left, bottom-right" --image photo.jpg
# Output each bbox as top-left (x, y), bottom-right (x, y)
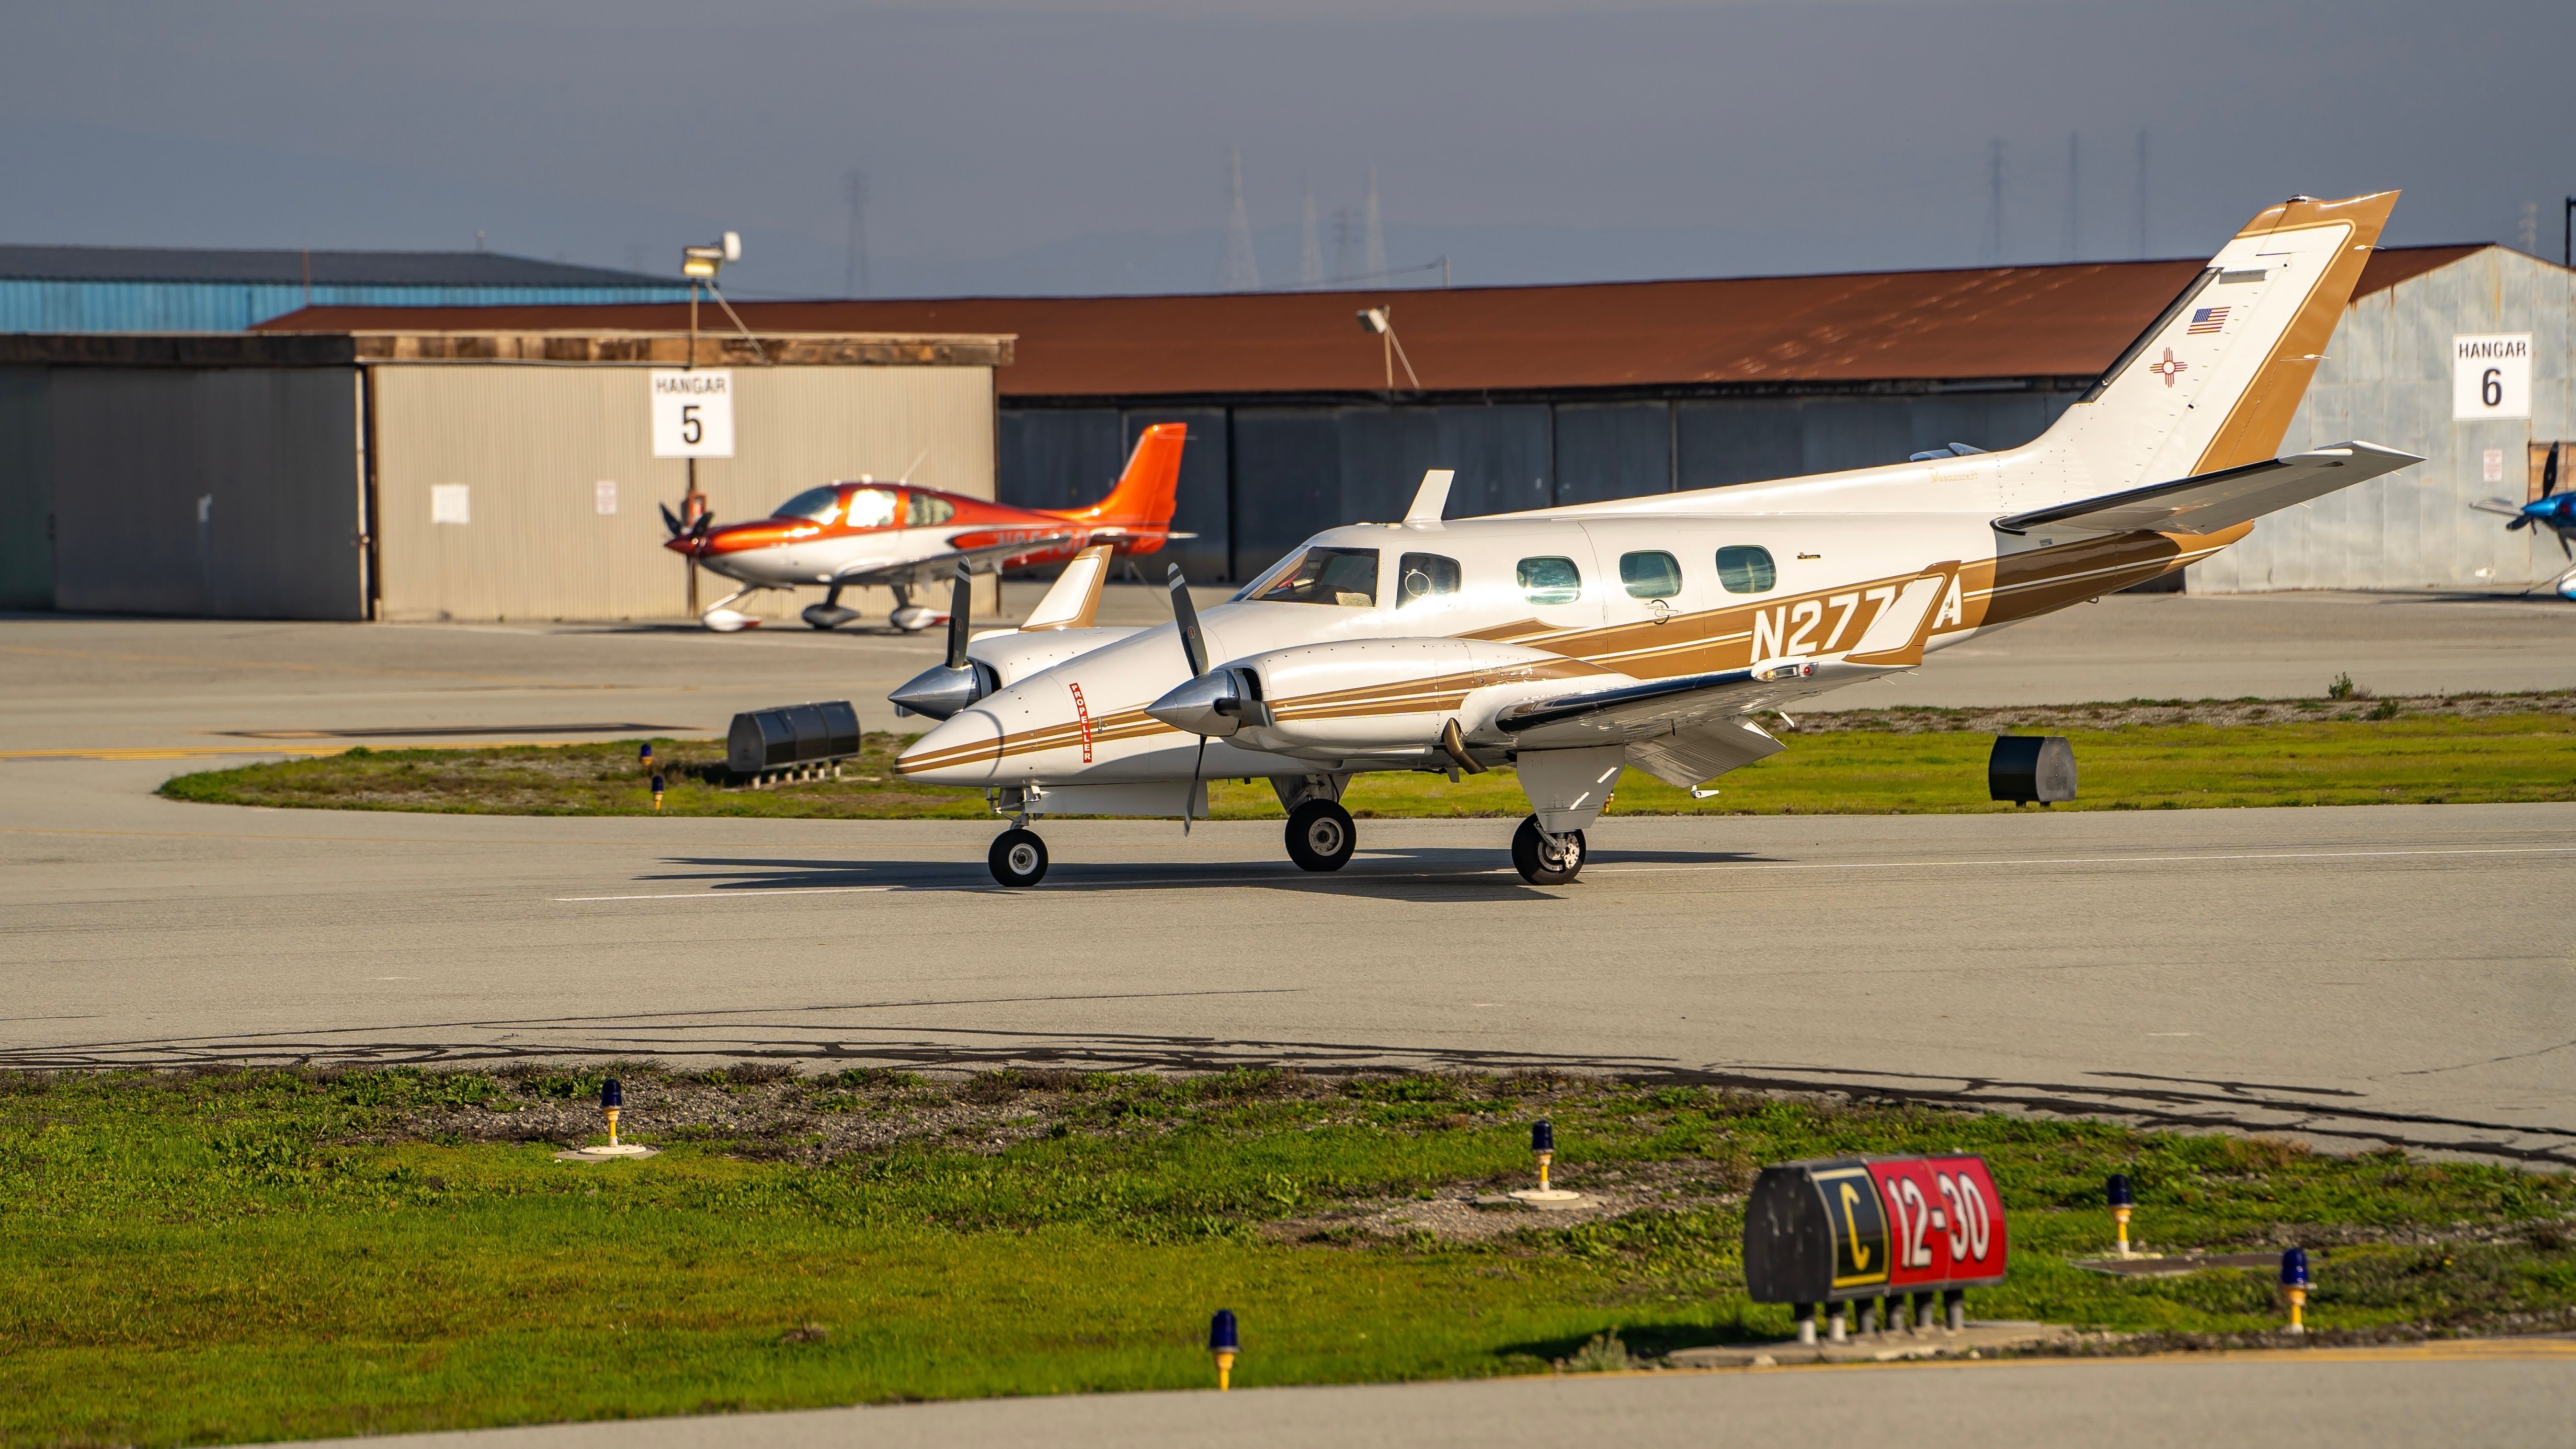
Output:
top-left (0, 246), bottom-right (694, 332)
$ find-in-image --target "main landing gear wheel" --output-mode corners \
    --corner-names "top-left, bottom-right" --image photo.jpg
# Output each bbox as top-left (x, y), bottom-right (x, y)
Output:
top-left (1284, 800), bottom-right (1356, 873)
top-left (1512, 815), bottom-right (1585, 886)
top-left (989, 828), bottom-right (1049, 887)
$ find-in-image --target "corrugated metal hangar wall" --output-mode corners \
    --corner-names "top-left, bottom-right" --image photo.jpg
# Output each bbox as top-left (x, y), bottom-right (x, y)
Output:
top-left (0, 331), bottom-right (1004, 621)
top-left (1000, 390), bottom-right (2078, 583)
top-left (2194, 246), bottom-right (2576, 594)
top-left (371, 361), bottom-right (995, 623)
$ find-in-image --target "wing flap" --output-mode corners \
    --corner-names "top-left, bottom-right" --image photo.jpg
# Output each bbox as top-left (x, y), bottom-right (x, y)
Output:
top-left (1996, 442), bottom-right (2420, 537)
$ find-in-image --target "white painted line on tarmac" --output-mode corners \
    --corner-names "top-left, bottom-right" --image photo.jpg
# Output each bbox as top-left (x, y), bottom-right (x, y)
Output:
top-left (1589, 843), bottom-right (2576, 876)
top-left (553, 842), bottom-right (2576, 903)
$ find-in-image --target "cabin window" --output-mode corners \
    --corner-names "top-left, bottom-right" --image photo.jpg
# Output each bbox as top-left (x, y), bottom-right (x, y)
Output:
top-left (1245, 546), bottom-right (1380, 606)
top-left (774, 486), bottom-right (842, 524)
top-left (1619, 550), bottom-right (1682, 599)
top-left (905, 491), bottom-right (956, 527)
top-left (1397, 552), bottom-right (1462, 606)
top-left (1715, 545), bottom-right (1778, 594)
top-left (843, 488), bottom-right (900, 529)
top-left (1517, 556), bottom-right (1584, 605)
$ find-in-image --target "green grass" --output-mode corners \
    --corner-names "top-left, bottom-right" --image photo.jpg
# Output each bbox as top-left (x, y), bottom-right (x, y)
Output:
top-left (158, 698), bottom-right (2576, 820)
top-left (4, 1067), bottom-right (2573, 1445)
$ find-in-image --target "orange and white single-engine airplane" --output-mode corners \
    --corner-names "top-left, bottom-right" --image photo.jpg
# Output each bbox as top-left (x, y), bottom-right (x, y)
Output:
top-left (661, 422), bottom-right (1188, 632)
top-left (892, 193), bottom-right (2421, 886)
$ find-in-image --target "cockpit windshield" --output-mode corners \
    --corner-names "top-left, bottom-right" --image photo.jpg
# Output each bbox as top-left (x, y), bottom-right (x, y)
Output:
top-left (1236, 546), bottom-right (1380, 606)
top-left (774, 486), bottom-right (843, 524)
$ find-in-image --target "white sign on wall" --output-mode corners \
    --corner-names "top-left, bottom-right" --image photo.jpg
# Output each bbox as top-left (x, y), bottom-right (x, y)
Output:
top-left (432, 484), bottom-right (470, 525)
top-left (650, 370), bottom-right (735, 457)
top-left (2452, 334), bottom-right (2531, 421)
top-left (595, 479), bottom-right (619, 515)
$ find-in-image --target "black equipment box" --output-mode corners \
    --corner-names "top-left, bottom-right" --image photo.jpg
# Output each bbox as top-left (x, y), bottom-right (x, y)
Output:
top-left (1989, 734), bottom-right (2077, 804)
top-left (727, 700), bottom-right (861, 776)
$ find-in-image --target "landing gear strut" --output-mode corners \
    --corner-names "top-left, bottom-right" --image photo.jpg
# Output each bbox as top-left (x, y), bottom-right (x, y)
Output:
top-left (801, 582), bottom-right (859, 631)
top-left (1285, 800), bottom-right (1356, 872)
top-left (1512, 815), bottom-right (1585, 886)
top-left (989, 826), bottom-right (1049, 887)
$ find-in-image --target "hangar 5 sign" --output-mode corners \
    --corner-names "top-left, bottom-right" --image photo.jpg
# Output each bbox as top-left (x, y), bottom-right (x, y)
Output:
top-left (2453, 334), bottom-right (2531, 422)
top-left (651, 370), bottom-right (735, 458)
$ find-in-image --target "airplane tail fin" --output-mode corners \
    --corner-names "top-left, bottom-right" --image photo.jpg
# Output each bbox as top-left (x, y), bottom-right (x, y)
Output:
top-left (2033, 191), bottom-right (2397, 501)
top-left (1051, 422), bottom-right (1187, 529)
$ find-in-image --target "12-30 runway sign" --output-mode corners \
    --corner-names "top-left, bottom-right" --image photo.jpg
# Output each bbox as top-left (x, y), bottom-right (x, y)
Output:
top-left (1742, 1154), bottom-right (2009, 1304)
top-left (652, 370), bottom-right (735, 458)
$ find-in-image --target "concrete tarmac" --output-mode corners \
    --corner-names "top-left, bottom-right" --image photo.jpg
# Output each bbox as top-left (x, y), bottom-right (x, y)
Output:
top-left (274, 1341), bottom-right (2576, 1449)
top-left (4, 756), bottom-right (2569, 1163)
top-left (7, 599), bottom-right (2574, 1444)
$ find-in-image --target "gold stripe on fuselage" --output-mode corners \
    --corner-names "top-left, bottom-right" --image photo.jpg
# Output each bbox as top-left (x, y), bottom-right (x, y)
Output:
top-left (894, 530), bottom-right (2231, 776)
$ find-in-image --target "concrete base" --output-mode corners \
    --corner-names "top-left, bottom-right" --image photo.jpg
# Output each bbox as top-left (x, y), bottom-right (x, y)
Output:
top-left (1506, 1188), bottom-right (1587, 1209)
top-left (2072, 1251), bottom-right (2291, 1279)
top-left (1668, 1321), bottom-right (2078, 1369)
top-left (555, 1144), bottom-right (659, 1162)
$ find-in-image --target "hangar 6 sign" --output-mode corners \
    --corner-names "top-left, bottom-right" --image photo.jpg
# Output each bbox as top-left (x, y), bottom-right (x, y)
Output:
top-left (2453, 334), bottom-right (2531, 422)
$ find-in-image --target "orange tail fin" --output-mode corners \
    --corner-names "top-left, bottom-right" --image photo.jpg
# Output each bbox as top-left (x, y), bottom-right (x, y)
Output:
top-left (1050, 422), bottom-right (1186, 528)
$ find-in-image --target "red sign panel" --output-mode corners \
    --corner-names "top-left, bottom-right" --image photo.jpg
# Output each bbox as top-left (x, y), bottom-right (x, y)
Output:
top-left (1866, 1155), bottom-right (2008, 1289)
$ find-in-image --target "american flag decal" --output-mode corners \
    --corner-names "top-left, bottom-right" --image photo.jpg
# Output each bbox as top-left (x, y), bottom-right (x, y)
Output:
top-left (2188, 306), bottom-right (2230, 334)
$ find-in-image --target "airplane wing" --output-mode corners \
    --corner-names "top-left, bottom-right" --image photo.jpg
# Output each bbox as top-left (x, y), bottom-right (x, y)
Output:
top-left (1496, 658), bottom-right (1896, 751)
top-left (1995, 441), bottom-right (2421, 536)
top-left (832, 533), bottom-right (1081, 590)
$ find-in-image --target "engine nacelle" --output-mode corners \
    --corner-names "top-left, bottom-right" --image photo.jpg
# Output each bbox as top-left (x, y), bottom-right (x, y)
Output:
top-left (1148, 637), bottom-right (1620, 764)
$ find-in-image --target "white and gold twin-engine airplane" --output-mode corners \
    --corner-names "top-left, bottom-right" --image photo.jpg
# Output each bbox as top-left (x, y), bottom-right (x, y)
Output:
top-left (892, 193), bottom-right (2420, 887)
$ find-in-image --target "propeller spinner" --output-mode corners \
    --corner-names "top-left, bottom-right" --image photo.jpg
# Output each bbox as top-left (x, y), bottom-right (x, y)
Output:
top-left (887, 562), bottom-right (995, 720)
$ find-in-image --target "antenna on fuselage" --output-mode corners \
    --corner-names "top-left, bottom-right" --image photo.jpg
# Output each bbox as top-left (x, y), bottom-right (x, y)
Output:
top-left (899, 449), bottom-right (931, 484)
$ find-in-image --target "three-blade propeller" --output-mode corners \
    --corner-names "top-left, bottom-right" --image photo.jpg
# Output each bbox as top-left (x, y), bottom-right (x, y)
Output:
top-left (660, 503), bottom-right (716, 544)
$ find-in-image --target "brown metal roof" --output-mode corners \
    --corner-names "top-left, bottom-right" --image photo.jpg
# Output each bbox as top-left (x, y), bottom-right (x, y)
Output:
top-left (254, 244), bottom-right (2497, 400)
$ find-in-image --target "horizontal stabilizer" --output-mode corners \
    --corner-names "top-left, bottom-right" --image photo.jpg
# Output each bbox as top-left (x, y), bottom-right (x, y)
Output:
top-left (1020, 544), bottom-right (1112, 631)
top-left (1996, 442), bottom-right (2420, 536)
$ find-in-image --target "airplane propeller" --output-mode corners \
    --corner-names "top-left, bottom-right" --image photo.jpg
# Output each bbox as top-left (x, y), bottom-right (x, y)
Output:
top-left (659, 502), bottom-right (685, 538)
top-left (945, 560), bottom-right (974, 671)
top-left (1167, 562), bottom-right (1210, 833)
top-left (1167, 562), bottom-right (1209, 678)
top-left (885, 561), bottom-right (995, 721)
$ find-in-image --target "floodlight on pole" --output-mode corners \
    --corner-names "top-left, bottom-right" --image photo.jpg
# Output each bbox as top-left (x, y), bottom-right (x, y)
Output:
top-left (679, 232), bottom-right (764, 365)
top-left (1354, 306), bottom-right (1422, 394)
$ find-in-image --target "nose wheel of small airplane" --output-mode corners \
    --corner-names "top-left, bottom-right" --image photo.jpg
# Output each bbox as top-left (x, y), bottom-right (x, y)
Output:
top-left (1285, 800), bottom-right (1356, 872)
top-left (989, 828), bottom-right (1049, 887)
top-left (1512, 815), bottom-right (1585, 886)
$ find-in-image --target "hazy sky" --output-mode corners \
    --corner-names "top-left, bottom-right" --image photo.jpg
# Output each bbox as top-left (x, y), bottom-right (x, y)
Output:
top-left (4, 1), bottom-right (2567, 297)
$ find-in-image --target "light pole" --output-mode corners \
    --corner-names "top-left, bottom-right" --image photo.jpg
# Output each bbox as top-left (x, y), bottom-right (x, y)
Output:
top-left (1356, 306), bottom-right (1421, 394)
top-left (676, 231), bottom-right (741, 616)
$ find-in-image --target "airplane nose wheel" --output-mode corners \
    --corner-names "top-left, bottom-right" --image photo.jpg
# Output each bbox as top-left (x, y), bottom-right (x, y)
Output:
top-left (1512, 815), bottom-right (1585, 886)
top-left (989, 828), bottom-right (1049, 887)
top-left (1284, 800), bottom-right (1356, 872)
